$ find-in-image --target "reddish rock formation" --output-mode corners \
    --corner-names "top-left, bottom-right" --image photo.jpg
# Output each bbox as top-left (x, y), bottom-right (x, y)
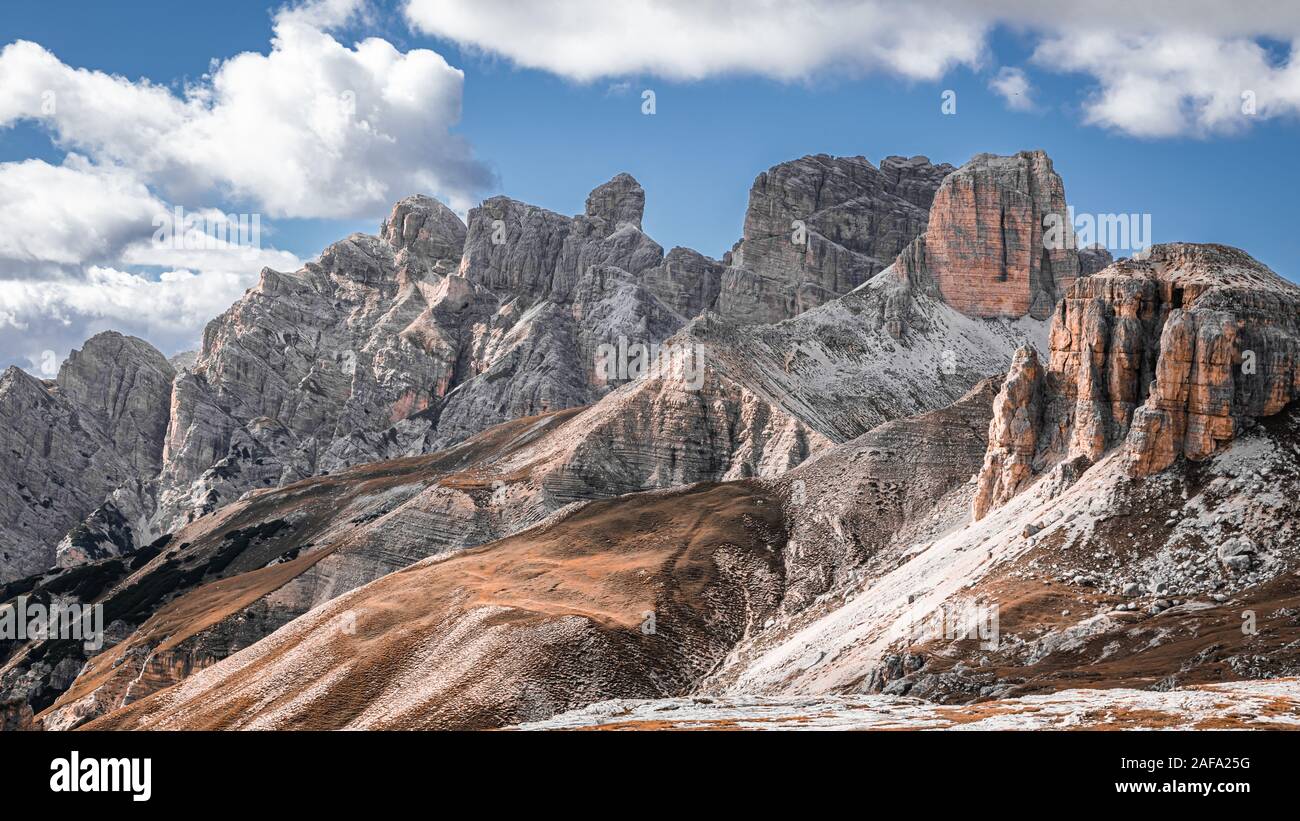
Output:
top-left (971, 346), bottom-right (1043, 521)
top-left (974, 243), bottom-right (1300, 519)
top-left (922, 151), bottom-right (1078, 320)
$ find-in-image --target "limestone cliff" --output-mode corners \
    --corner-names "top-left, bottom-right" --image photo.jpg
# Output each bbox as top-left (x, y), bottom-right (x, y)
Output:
top-left (718, 154), bottom-right (953, 324)
top-left (974, 243), bottom-right (1300, 520)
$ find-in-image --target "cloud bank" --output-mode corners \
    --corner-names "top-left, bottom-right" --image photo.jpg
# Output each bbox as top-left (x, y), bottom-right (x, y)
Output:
top-left (406, 0), bottom-right (1300, 138)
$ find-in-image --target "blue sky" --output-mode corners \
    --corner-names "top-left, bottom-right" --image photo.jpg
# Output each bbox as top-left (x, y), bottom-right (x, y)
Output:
top-left (1, 0), bottom-right (1297, 366)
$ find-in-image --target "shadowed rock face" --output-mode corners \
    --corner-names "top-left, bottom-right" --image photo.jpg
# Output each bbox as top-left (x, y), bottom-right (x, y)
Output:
top-left (972, 347), bottom-right (1044, 521)
top-left (0, 333), bottom-right (175, 581)
top-left (718, 154), bottom-right (953, 324)
top-left (974, 242), bottom-right (1300, 521)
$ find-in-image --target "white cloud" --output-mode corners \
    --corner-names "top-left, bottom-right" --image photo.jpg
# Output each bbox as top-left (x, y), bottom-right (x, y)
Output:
top-left (0, 0), bottom-right (472, 370)
top-left (1034, 32), bottom-right (1300, 138)
top-left (0, 266), bottom-right (273, 370)
top-left (990, 66), bottom-right (1033, 111)
top-left (405, 0), bottom-right (989, 82)
top-left (0, 157), bottom-right (167, 276)
top-left (0, 157), bottom-right (300, 366)
top-left (0, 0), bottom-right (492, 218)
top-left (405, 0), bottom-right (1300, 138)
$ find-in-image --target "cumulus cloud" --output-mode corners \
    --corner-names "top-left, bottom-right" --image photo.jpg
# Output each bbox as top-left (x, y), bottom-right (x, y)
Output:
top-left (0, 0), bottom-right (493, 218)
top-left (989, 66), bottom-right (1033, 110)
top-left (405, 0), bottom-right (1300, 137)
top-left (0, 153), bottom-right (301, 369)
top-left (0, 157), bottom-right (168, 277)
top-left (405, 0), bottom-right (989, 82)
top-left (0, 266), bottom-right (275, 371)
top-left (1034, 31), bottom-right (1300, 138)
top-left (0, 0), bottom-right (478, 370)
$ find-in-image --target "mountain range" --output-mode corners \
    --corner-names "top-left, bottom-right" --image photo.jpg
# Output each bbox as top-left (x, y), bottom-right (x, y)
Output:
top-left (4, 146), bottom-right (1298, 732)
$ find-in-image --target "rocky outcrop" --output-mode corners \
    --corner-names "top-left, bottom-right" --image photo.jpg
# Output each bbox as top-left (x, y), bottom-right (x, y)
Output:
top-left (380, 194), bottom-right (468, 280)
top-left (21, 151), bottom-right (1291, 732)
top-left (640, 247), bottom-right (724, 320)
top-left (971, 347), bottom-right (1043, 521)
top-left (0, 333), bottom-right (175, 581)
top-left (420, 263), bottom-right (685, 448)
top-left (147, 175), bottom-right (696, 534)
top-left (1125, 245), bottom-right (1300, 474)
top-left (973, 243), bottom-right (1300, 520)
top-left (458, 174), bottom-right (667, 307)
top-left (1078, 244), bottom-right (1114, 276)
top-left (55, 332), bottom-right (176, 478)
top-left (906, 150), bottom-right (1078, 321)
top-left (149, 219), bottom-right (480, 534)
top-left (458, 196), bottom-right (574, 301)
top-left (718, 154), bottom-right (953, 324)
top-left (583, 172), bottom-right (645, 232)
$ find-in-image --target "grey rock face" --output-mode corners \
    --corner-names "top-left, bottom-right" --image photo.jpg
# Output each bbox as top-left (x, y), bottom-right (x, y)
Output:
top-left (584, 171), bottom-right (645, 232)
top-left (640, 246), bottom-right (725, 320)
top-left (458, 173), bottom-right (664, 306)
top-left (421, 264), bottom-right (684, 448)
top-left (150, 216), bottom-right (481, 534)
top-left (55, 332), bottom-right (175, 478)
top-left (458, 196), bottom-right (574, 301)
top-left (152, 176), bottom-right (697, 533)
top-left (1078, 244), bottom-right (1115, 276)
top-left (0, 332), bottom-right (174, 581)
top-left (718, 154), bottom-right (953, 324)
top-left (380, 194), bottom-right (468, 279)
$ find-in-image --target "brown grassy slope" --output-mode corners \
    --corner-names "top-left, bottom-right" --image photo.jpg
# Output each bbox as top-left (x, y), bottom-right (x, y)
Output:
top-left (85, 480), bottom-right (787, 730)
top-left (17, 408), bottom-right (583, 726)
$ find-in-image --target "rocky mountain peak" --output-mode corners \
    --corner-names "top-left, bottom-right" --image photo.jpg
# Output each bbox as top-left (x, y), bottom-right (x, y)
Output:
top-left (55, 331), bottom-right (175, 477)
top-left (718, 153), bottom-right (950, 323)
top-left (309, 232), bottom-right (397, 287)
top-left (380, 194), bottom-right (468, 279)
top-left (1, 332), bottom-right (177, 581)
top-left (584, 172), bottom-right (645, 233)
top-left (1078, 244), bottom-right (1114, 276)
top-left (878, 154), bottom-right (955, 210)
top-left (911, 149), bottom-right (1078, 321)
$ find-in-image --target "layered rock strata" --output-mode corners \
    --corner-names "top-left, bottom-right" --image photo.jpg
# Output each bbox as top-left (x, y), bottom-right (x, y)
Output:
top-left (973, 243), bottom-right (1300, 520)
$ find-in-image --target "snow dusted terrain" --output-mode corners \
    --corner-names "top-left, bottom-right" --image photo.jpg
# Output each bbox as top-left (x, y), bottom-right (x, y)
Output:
top-left (515, 678), bottom-right (1300, 730)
